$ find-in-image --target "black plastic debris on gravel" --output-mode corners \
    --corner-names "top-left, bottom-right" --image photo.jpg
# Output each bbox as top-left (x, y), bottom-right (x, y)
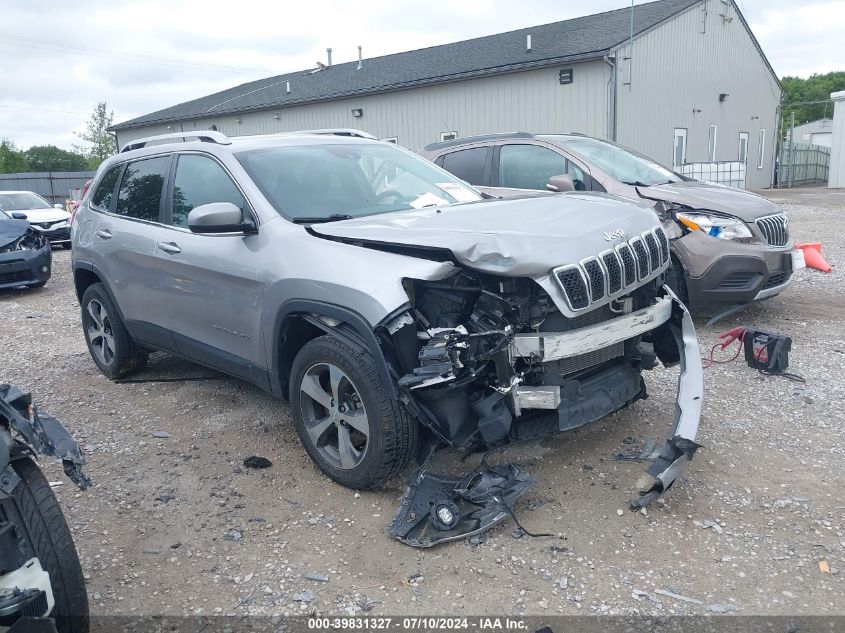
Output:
top-left (243, 456), bottom-right (272, 469)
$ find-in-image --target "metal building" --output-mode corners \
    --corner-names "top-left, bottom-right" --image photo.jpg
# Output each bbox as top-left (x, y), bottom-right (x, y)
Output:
top-left (110, 0), bottom-right (781, 189)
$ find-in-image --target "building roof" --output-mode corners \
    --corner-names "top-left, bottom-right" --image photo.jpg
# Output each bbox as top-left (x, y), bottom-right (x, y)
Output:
top-left (791, 118), bottom-right (833, 135)
top-left (112, 0), bottom-right (700, 131)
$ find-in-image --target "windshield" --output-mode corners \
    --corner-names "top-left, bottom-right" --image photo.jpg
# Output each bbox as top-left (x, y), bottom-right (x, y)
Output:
top-left (548, 136), bottom-right (681, 186)
top-left (236, 142), bottom-right (482, 222)
top-left (0, 192), bottom-right (53, 212)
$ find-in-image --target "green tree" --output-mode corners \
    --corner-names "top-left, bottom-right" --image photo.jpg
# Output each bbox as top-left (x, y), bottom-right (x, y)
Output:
top-left (781, 71), bottom-right (845, 132)
top-left (0, 139), bottom-right (29, 174)
top-left (75, 102), bottom-right (116, 168)
top-left (24, 145), bottom-right (89, 172)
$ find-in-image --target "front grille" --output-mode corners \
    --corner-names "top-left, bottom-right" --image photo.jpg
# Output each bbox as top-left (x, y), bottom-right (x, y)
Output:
top-left (558, 342), bottom-right (624, 376)
top-left (655, 228), bottom-right (670, 263)
top-left (583, 258), bottom-right (605, 301)
top-left (553, 225), bottom-right (667, 311)
top-left (617, 244), bottom-right (637, 286)
top-left (46, 228), bottom-right (70, 240)
top-left (602, 251), bottom-right (623, 294)
top-left (631, 238), bottom-right (649, 279)
top-left (556, 268), bottom-right (589, 309)
top-left (763, 271), bottom-right (791, 289)
top-left (0, 270), bottom-right (32, 285)
top-left (756, 214), bottom-right (790, 246)
top-left (643, 232), bottom-right (661, 271)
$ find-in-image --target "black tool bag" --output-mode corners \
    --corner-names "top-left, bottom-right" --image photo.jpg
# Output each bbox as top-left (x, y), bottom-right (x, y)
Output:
top-left (742, 329), bottom-right (792, 374)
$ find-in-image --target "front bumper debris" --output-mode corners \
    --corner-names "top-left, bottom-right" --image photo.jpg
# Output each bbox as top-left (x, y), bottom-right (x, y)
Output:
top-left (387, 463), bottom-right (535, 547)
top-left (0, 384), bottom-right (90, 490)
top-left (631, 286), bottom-right (702, 508)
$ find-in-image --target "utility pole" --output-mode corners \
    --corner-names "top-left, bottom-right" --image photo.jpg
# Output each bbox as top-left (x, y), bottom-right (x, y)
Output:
top-left (787, 111), bottom-right (795, 189)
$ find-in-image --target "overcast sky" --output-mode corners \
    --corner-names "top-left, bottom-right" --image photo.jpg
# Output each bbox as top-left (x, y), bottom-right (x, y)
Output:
top-left (1, 0), bottom-right (842, 151)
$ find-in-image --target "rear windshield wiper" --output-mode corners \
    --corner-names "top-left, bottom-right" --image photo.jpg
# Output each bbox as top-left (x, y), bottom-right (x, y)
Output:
top-left (291, 214), bottom-right (354, 224)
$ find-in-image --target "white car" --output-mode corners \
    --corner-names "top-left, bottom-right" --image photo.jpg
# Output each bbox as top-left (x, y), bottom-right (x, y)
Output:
top-left (0, 191), bottom-right (71, 247)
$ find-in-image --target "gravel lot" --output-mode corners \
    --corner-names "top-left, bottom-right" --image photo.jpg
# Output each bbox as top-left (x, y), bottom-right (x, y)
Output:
top-left (1, 188), bottom-right (843, 619)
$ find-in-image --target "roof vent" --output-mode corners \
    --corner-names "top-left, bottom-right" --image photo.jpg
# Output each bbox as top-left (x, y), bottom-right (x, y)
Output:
top-left (357, 45), bottom-right (363, 70)
top-left (326, 48), bottom-right (333, 67)
top-left (526, 34), bottom-right (532, 52)
top-left (286, 81), bottom-right (291, 94)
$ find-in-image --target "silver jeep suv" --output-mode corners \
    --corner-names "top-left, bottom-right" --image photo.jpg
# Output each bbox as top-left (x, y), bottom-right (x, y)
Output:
top-left (72, 129), bottom-right (702, 505)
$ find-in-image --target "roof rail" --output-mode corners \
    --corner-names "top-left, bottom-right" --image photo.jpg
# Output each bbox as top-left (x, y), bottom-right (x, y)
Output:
top-left (423, 132), bottom-right (534, 151)
top-left (120, 130), bottom-right (232, 153)
top-left (294, 128), bottom-right (377, 140)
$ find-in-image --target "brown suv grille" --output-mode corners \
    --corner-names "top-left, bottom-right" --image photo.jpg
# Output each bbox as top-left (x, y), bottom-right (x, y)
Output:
top-left (755, 214), bottom-right (789, 246)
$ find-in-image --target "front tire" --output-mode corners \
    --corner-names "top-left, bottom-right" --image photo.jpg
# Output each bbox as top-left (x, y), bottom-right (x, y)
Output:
top-left (289, 335), bottom-right (417, 489)
top-left (80, 283), bottom-right (147, 379)
top-left (0, 458), bottom-right (89, 633)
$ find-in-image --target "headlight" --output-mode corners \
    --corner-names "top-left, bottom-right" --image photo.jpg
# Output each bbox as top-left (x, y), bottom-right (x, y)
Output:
top-left (674, 211), bottom-right (752, 240)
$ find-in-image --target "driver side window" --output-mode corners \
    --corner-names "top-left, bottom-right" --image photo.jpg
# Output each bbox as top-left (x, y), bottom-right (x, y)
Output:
top-left (498, 144), bottom-right (569, 190)
top-left (170, 154), bottom-right (246, 227)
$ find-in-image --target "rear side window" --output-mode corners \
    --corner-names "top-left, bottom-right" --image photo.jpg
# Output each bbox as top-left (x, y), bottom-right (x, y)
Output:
top-left (170, 155), bottom-right (245, 227)
top-left (499, 144), bottom-right (566, 190)
top-left (115, 156), bottom-right (170, 222)
top-left (91, 165), bottom-right (121, 210)
top-left (440, 147), bottom-right (488, 186)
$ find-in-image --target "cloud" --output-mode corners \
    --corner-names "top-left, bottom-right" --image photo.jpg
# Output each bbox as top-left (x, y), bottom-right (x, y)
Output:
top-left (1, 0), bottom-right (841, 150)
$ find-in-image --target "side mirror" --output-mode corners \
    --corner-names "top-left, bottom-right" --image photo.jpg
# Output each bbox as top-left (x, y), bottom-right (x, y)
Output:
top-left (187, 202), bottom-right (256, 234)
top-left (54, 203), bottom-right (64, 209)
top-left (546, 174), bottom-right (575, 192)
top-left (11, 212), bottom-right (28, 220)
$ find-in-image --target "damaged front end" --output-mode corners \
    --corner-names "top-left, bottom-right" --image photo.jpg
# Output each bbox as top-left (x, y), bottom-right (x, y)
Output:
top-left (382, 267), bottom-right (702, 545)
top-left (0, 384), bottom-right (91, 490)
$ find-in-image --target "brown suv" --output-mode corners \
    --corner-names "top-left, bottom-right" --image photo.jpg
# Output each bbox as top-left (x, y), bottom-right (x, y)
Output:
top-left (419, 133), bottom-right (804, 307)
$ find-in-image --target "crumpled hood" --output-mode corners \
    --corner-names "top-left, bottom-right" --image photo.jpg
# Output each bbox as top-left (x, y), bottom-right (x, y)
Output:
top-left (0, 219), bottom-right (32, 248)
top-left (311, 192), bottom-right (660, 276)
top-left (638, 181), bottom-right (779, 220)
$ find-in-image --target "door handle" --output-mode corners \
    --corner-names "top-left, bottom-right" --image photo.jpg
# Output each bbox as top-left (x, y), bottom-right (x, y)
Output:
top-left (158, 241), bottom-right (181, 254)
top-left (95, 229), bottom-right (112, 240)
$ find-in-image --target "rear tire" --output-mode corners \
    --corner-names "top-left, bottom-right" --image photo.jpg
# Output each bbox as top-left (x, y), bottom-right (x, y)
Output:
top-left (80, 283), bottom-right (147, 379)
top-left (289, 335), bottom-right (417, 489)
top-left (0, 458), bottom-right (89, 633)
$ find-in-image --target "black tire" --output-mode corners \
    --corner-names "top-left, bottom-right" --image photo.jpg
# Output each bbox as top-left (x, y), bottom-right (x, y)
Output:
top-left (0, 458), bottom-right (89, 633)
top-left (289, 335), bottom-right (417, 489)
top-left (80, 283), bottom-right (147, 379)
top-left (666, 255), bottom-right (690, 305)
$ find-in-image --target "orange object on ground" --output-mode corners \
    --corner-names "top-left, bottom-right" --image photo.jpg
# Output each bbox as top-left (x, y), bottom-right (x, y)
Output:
top-left (796, 242), bottom-right (832, 273)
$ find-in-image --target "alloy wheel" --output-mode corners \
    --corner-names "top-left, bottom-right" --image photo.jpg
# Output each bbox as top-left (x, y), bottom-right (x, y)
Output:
top-left (299, 362), bottom-right (370, 470)
top-left (86, 299), bottom-right (115, 366)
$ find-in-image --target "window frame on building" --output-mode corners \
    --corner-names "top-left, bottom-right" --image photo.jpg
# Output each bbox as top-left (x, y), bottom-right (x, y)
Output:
top-left (738, 131), bottom-right (749, 164)
top-left (673, 128), bottom-right (688, 168)
top-left (708, 124), bottom-right (718, 162)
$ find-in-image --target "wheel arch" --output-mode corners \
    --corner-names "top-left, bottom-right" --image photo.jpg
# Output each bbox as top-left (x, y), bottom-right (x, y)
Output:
top-left (72, 262), bottom-right (123, 319)
top-left (271, 300), bottom-right (399, 401)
